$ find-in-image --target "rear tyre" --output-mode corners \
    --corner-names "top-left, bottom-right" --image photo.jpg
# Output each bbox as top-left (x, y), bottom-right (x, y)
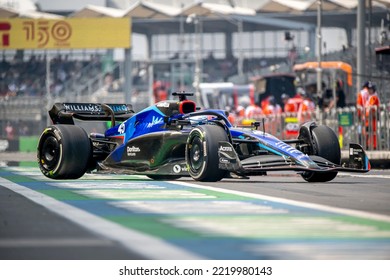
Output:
top-left (37, 125), bottom-right (91, 179)
top-left (301, 125), bottom-right (340, 182)
top-left (186, 125), bottom-right (229, 182)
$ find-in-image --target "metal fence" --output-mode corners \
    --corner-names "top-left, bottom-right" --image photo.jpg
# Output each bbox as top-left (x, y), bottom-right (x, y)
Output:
top-left (0, 95), bottom-right (389, 152)
top-left (319, 105), bottom-right (389, 151)
top-left (234, 104), bottom-right (389, 151)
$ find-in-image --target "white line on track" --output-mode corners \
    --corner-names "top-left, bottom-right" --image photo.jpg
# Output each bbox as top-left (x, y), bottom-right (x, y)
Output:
top-left (341, 173), bottom-right (390, 179)
top-left (0, 177), bottom-right (203, 260)
top-left (172, 181), bottom-right (390, 223)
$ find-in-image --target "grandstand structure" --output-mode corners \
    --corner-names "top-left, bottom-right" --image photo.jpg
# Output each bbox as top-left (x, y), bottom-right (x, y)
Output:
top-left (1, 0), bottom-right (390, 151)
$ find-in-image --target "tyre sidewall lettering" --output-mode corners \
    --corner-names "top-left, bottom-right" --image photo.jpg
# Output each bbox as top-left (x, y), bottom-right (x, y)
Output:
top-left (187, 128), bottom-right (208, 179)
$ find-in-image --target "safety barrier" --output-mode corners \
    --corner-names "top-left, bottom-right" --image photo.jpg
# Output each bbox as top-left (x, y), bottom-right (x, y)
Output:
top-left (1, 94), bottom-right (389, 152)
top-left (233, 104), bottom-right (389, 151)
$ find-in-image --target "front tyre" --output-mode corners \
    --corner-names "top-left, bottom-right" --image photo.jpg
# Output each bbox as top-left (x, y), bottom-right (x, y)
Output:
top-left (37, 125), bottom-right (91, 179)
top-left (301, 125), bottom-right (340, 182)
top-left (186, 125), bottom-right (229, 182)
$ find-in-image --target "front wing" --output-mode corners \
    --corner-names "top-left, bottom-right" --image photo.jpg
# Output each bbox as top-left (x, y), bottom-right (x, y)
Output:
top-left (218, 142), bottom-right (370, 175)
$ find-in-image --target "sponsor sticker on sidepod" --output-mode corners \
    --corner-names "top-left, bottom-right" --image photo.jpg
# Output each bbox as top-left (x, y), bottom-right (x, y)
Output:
top-left (127, 146), bottom-right (140, 156)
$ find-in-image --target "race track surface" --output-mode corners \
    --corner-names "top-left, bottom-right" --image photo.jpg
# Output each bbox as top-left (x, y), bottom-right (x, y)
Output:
top-left (0, 164), bottom-right (389, 260)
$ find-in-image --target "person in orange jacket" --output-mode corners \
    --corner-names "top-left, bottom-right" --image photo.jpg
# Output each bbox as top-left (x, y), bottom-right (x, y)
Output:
top-left (357, 81), bottom-right (370, 120)
top-left (297, 89), bottom-right (315, 123)
top-left (225, 106), bottom-right (236, 125)
top-left (153, 80), bottom-right (168, 102)
top-left (281, 93), bottom-right (299, 113)
top-left (363, 82), bottom-right (380, 149)
top-left (262, 96), bottom-right (282, 115)
top-left (356, 81), bottom-right (370, 146)
top-left (291, 87), bottom-right (305, 107)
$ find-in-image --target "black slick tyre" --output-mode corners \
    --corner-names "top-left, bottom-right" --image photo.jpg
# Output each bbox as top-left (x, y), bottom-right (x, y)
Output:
top-left (37, 125), bottom-right (91, 179)
top-left (301, 125), bottom-right (340, 182)
top-left (186, 125), bottom-right (229, 182)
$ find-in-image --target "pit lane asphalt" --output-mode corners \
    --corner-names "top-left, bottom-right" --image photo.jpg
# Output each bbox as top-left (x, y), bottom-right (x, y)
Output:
top-left (0, 153), bottom-right (147, 259)
top-left (187, 170), bottom-right (390, 216)
top-left (0, 185), bottom-right (146, 260)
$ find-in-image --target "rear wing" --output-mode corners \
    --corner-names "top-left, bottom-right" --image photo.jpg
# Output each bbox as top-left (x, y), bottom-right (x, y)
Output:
top-left (49, 103), bottom-right (134, 125)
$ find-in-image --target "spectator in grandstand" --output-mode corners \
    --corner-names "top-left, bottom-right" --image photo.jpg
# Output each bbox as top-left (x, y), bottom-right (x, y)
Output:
top-left (51, 78), bottom-right (64, 97)
top-left (6, 70), bottom-right (19, 95)
top-left (0, 81), bottom-right (7, 98)
top-left (18, 121), bottom-right (30, 136)
top-left (0, 54), bottom-right (109, 100)
top-left (102, 72), bottom-right (121, 93)
top-left (5, 121), bottom-right (15, 140)
top-left (26, 55), bottom-right (39, 75)
top-left (25, 80), bottom-right (40, 96)
top-left (0, 55), bottom-right (10, 72)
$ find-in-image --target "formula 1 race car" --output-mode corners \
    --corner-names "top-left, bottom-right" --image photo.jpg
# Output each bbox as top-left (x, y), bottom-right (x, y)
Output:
top-left (37, 92), bottom-right (370, 182)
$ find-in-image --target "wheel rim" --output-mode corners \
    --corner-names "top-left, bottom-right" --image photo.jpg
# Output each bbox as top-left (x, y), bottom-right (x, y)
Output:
top-left (189, 136), bottom-right (203, 172)
top-left (40, 135), bottom-right (60, 170)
